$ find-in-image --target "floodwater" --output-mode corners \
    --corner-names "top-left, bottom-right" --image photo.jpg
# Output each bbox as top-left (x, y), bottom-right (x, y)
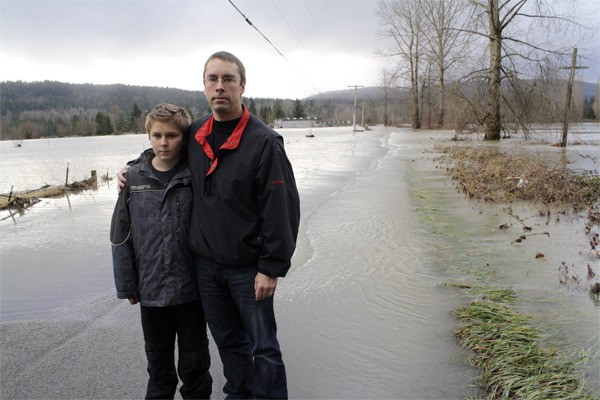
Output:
top-left (1, 124), bottom-right (598, 399)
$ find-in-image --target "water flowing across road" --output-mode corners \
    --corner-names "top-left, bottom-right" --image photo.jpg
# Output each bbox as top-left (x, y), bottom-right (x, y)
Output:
top-left (1, 126), bottom-right (598, 399)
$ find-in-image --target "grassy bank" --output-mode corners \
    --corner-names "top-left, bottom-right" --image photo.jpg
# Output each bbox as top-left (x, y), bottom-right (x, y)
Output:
top-left (416, 142), bottom-right (600, 398)
top-left (451, 284), bottom-right (596, 399)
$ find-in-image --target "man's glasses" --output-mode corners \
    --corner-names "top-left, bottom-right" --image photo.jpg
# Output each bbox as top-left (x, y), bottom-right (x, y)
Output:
top-left (203, 77), bottom-right (240, 87)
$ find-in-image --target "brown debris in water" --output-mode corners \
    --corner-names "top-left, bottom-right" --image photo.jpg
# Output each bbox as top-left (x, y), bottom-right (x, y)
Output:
top-left (0, 173), bottom-right (98, 211)
top-left (433, 144), bottom-right (600, 211)
top-left (433, 143), bottom-right (600, 293)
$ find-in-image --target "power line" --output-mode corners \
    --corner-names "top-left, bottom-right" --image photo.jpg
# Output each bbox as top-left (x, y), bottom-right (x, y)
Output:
top-left (303, 0), bottom-right (330, 50)
top-left (227, 0), bottom-right (323, 96)
top-left (271, 1), bottom-right (314, 57)
top-left (322, 0), bottom-right (344, 51)
top-left (227, 0), bottom-right (289, 62)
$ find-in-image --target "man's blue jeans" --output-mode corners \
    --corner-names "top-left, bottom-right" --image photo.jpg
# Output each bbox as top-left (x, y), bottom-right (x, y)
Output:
top-left (195, 256), bottom-right (287, 399)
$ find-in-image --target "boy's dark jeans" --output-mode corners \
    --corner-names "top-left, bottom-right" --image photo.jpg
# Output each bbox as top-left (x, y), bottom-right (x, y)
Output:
top-left (140, 300), bottom-right (212, 399)
top-left (195, 257), bottom-right (288, 399)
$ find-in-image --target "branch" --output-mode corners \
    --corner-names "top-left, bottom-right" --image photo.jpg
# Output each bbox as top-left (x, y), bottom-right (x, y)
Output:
top-left (502, 36), bottom-right (568, 57)
top-left (451, 27), bottom-right (490, 39)
top-left (500, 1), bottom-right (529, 30)
top-left (515, 12), bottom-right (582, 27)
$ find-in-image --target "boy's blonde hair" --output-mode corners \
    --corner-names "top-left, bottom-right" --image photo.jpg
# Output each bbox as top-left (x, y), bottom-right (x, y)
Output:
top-left (145, 103), bottom-right (192, 135)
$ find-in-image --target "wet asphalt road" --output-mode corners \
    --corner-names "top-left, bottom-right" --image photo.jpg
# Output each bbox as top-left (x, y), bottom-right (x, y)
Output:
top-left (1, 298), bottom-right (226, 399)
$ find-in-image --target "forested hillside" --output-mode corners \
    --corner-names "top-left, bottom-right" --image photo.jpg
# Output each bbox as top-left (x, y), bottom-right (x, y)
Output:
top-left (1, 81), bottom-right (207, 115)
top-left (0, 81), bottom-right (372, 140)
top-left (0, 79), bottom-right (597, 141)
top-left (0, 81), bottom-right (211, 140)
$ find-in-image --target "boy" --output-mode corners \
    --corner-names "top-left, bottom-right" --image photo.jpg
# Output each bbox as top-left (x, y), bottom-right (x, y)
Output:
top-left (110, 103), bottom-right (212, 399)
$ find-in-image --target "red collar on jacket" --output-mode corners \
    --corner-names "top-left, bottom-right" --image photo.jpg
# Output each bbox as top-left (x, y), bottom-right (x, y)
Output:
top-left (194, 106), bottom-right (250, 176)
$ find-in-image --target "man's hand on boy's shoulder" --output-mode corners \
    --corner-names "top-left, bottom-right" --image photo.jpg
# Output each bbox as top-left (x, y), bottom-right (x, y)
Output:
top-left (128, 297), bottom-right (139, 305)
top-left (117, 165), bottom-right (129, 192)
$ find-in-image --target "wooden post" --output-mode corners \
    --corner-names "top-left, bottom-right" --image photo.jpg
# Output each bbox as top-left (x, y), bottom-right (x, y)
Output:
top-left (361, 103), bottom-right (365, 128)
top-left (560, 48), bottom-right (588, 147)
top-left (91, 170), bottom-right (98, 188)
top-left (65, 163), bottom-right (70, 186)
top-left (348, 85), bottom-right (364, 132)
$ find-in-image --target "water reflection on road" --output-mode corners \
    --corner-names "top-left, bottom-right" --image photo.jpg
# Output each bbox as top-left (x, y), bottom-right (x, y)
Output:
top-left (280, 126), bottom-right (599, 398)
top-left (281, 128), bottom-right (480, 398)
top-left (1, 126), bottom-right (598, 398)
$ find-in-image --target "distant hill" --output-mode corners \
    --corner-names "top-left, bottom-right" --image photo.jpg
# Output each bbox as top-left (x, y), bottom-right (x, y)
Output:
top-left (583, 81), bottom-right (599, 99)
top-left (1, 79), bottom-right (595, 141)
top-left (0, 81), bottom-right (371, 140)
top-left (3, 79), bottom-right (595, 116)
top-left (307, 87), bottom-right (408, 102)
top-left (310, 80), bottom-right (599, 101)
top-left (0, 80), bottom-right (210, 117)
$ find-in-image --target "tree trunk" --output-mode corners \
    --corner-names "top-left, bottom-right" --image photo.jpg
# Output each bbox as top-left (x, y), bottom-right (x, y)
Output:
top-left (485, 0), bottom-right (502, 140)
top-left (412, 42), bottom-right (421, 129)
top-left (436, 6), bottom-right (445, 129)
top-left (438, 62), bottom-right (445, 128)
top-left (412, 77), bottom-right (421, 128)
top-left (383, 87), bottom-right (390, 126)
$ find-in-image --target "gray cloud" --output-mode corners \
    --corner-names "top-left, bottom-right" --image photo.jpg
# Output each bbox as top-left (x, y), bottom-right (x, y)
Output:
top-left (1, 0), bottom-right (597, 98)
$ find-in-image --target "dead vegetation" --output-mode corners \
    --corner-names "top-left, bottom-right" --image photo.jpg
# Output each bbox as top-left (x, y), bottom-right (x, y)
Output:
top-left (0, 172), bottom-right (98, 212)
top-left (433, 144), bottom-right (600, 210)
top-left (433, 143), bottom-right (600, 297)
top-left (434, 144), bottom-right (600, 399)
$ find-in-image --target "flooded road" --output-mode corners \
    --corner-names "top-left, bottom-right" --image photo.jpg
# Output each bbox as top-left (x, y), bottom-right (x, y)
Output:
top-left (1, 126), bottom-right (598, 399)
top-left (279, 129), bottom-right (480, 398)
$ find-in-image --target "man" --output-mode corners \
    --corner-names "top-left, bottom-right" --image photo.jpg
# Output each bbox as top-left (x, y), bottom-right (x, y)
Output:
top-left (120, 51), bottom-right (300, 398)
top-left (191, 51), bottom-right (299, 399)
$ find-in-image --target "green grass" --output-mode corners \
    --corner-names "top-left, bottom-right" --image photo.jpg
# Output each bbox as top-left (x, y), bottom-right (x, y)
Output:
top-left (453, 286), bottom-right (597, 399)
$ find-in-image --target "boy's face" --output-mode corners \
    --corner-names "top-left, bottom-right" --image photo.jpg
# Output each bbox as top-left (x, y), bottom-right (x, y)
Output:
top-left (148, 121), bottom-right (184, 164)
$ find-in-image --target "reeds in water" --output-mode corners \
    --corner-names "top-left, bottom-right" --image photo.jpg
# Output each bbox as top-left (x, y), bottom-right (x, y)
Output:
top-left (453, 285), bottom-right (597, 399)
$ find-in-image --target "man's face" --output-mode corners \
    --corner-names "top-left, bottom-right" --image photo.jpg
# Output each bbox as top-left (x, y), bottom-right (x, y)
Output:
top-left (203, 58), bottom-right (246, 121)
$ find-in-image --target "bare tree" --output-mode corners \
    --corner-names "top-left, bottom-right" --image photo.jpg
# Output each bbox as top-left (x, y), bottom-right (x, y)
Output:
top-left (378, 0), bottom-right (427, 128)
top-left (467, 0), bottom-right (583, 140)
top-left (380, 67), bottom-right (398, 126)
top-left (421, 0), bottom-right (475, 128)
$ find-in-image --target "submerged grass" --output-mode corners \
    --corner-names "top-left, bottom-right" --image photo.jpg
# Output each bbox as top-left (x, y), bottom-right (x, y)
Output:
top-left (433, 144), bottom-right (600, 214)
top-left (453, 285), bottom-right (597, 399)
top-left (416, 144), bottom-right (599, 397)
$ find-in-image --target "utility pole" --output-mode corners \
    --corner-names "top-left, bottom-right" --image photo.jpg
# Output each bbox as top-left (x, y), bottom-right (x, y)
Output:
top-left (361, 102), bottom-right (365, 128)
top-left (348, 85), bottom-right (364, 132)
top-left (559, 48), bottom-right (588, 147)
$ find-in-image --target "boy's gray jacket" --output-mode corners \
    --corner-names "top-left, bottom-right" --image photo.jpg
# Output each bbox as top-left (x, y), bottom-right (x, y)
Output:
top-left (110, 149), bottom-right (198, 307)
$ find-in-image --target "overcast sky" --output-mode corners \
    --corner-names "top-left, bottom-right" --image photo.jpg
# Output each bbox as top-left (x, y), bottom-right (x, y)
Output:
top-left (1, 0), bottom-right (598, 99)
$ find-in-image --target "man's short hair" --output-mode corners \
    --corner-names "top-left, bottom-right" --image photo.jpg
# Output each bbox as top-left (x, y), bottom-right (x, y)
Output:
top-left (145, 103), bottom-right (191, 134)
top-left (204, 51), bottom-right (246, 85)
